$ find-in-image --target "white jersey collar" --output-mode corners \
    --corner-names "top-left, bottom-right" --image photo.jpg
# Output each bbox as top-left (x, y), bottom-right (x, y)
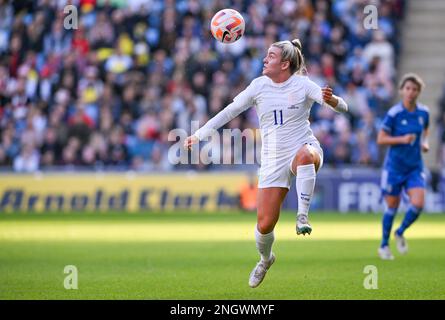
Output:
top-left (268, 74), bottom-right (296, 87)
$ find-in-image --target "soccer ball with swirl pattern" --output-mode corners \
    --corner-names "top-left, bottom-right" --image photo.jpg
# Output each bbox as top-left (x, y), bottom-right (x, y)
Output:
top-left (210, 9), bottom-right (245, 43)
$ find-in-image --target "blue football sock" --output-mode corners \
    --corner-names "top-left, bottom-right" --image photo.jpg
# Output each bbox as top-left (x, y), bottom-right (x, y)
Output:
top-left (396, 204), bottom-right (422, 236)
top-left (381, 207), bottom-right (398, 248)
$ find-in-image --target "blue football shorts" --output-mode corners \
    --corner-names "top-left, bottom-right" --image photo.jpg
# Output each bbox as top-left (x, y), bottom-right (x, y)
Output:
top-left (380, 168), bottom-right (426, 197)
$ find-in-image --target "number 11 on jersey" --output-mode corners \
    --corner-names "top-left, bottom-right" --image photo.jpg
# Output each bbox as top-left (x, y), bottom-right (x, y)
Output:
top-left (273, 110), bottom-right (283, 125)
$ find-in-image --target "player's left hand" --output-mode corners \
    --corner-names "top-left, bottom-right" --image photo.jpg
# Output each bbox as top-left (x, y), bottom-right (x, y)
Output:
top-left (322, 86), bottom-right (333, 103)
top-left (422, 142), bottom-right (429, 153)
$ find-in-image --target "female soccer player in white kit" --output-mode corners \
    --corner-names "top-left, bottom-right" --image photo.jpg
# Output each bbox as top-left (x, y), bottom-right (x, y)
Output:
top-left (184, 39), bottom-right (348, 288)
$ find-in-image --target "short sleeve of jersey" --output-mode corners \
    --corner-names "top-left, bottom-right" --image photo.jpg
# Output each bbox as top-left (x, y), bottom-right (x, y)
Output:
top-left (305, 78), bottom-right (323, 105)
top-left (381, 113), bottom-right (394, 133)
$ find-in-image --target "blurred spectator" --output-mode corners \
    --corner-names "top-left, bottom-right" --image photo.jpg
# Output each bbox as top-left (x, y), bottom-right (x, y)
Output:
top-left (363, 30), bottom-right (395, 78)
top-left (13, 142), bottom-right (39, 172)
top-left (239, 174), bottom-right (258, 211)
top-left (0, 0), bottom-right (404, 172)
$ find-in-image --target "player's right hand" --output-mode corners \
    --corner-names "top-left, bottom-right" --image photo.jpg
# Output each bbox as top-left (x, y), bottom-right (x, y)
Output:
top-left (401, 134), bottom-right (416, 144)
top-left (184, 135), bottom-right (199, 150)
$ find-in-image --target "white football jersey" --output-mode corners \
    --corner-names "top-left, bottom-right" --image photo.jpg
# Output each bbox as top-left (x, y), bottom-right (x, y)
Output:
top-left (194, 74), bottom-right (330, 166)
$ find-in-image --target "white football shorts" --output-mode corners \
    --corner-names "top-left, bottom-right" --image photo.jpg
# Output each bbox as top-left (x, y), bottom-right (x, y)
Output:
top-left (257, 142), bottom-right (324, 189)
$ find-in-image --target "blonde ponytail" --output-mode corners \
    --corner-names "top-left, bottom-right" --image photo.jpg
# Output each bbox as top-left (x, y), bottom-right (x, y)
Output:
top-left (272, 38), bottom-right (306, 75)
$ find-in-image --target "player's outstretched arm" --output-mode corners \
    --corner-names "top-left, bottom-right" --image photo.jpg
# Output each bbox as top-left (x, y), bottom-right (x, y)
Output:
top-left (377, 129), bottom-right (416, 146)
top-left (321, 86), bottom-right (348, 113)
top-left (184, 81), bottom-right (256, 150)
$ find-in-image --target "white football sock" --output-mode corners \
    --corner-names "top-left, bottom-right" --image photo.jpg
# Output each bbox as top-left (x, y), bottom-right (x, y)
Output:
top-left (254, 226), bottom-right (274, 262)
top-left (296, 164), bottom-right (316, 217)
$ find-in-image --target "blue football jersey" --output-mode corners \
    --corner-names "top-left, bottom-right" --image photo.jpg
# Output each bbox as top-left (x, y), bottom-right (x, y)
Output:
top-left (381, 103), bottom-right (429, 173)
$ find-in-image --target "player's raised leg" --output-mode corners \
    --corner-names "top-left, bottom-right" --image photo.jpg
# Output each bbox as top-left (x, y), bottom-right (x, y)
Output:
top-left (249, 187), bottom-right (287, 288)
top-left (394, 187), bottom-right (424, 254)
top-left (291, 144), bottom-right (321, 236)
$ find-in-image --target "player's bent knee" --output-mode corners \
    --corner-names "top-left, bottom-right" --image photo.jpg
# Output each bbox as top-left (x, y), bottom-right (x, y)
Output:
top-left (293, 148), bottom-right (315, 172)
top-left (297, 151), bottom-right (314, 165)
top-left (385, 196), bottom-right (400, 209)
top-left (410, 196), bottom-right (424, 210)
top-left (387, 202), bottom-right (399, 209)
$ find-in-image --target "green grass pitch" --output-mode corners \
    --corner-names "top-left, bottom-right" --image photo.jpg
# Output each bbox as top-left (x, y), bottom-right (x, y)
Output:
top-left (1, 211), bottom-right (444, 299)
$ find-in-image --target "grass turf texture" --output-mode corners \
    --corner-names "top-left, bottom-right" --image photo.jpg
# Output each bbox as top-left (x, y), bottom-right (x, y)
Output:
top-left (0, 212), bottom-right (444, 299)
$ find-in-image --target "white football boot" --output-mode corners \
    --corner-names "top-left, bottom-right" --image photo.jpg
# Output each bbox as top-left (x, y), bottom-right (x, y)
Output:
top-left (394, 232), bottom-right (408, 254)
top-left (378, 246), bottom-right (395, 260)
top-left (248, 253), bottom-right (275, 288)
top-left (296, 214), bottom-right (312, 236)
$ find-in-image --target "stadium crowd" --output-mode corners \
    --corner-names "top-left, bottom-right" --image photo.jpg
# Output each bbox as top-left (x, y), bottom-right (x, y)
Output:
top-left (0, 0), bottom-right (405, 172)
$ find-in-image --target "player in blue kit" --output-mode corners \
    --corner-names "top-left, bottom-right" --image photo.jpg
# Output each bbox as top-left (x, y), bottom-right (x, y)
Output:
top-left (377, 73), bottom-right (430, 260)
